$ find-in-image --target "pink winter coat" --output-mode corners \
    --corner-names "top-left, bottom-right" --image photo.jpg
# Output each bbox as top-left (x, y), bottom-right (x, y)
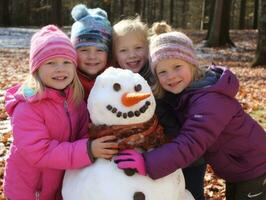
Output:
top-left (4, 85), bottom-right (92, 200)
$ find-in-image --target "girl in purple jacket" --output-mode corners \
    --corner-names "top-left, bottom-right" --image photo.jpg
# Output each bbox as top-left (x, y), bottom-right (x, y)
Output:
top-left (114, 24), bottom-right (266, 200)
top-left (4, 25), bottom-right (118, 200)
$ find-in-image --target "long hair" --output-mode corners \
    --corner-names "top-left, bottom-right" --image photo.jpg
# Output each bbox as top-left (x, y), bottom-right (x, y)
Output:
top-left (19, 69), bottom-right (84, 104)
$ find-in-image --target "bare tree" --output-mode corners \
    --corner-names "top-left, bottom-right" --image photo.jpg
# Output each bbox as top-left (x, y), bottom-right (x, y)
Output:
top-left (239, 0), bottom-right (246, 29)
top-left (1, 0), bottom-right (11, 26)
top-left (135, 0), bottom-right (141, 15)
top-left (251, 0), bottom-right (266, 67)
top-left (253, 0), bottom-right (259, 29)
top-left (170, 0), bottom-right (174, 25)
top-left (204, 0), bottom-right (235, 47)
top-left (51, 0), bottom-right (62, 26)
top-left (159, 0), bottom-right (164, 20)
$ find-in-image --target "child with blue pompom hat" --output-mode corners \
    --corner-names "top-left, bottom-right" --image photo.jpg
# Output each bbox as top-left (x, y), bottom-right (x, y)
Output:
top-left (71, 4), bottom-right (112, 102)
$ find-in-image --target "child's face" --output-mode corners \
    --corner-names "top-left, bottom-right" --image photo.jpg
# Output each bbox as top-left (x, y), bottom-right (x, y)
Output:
top-left (77, 46), bottom-right (108, 76)
top-left (156, 58), bottom-right (194, 94)
top-left (115, 33), bottom-right (148, 73)
top-left (38, 57), bottom-right (75, 90)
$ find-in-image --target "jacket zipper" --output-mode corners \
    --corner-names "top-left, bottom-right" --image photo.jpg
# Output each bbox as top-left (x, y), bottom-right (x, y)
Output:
top-left (64, 100), bottom-right (73, 140)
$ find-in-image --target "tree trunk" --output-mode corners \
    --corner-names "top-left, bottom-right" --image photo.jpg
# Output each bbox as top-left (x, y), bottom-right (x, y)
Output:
top-left (1, 0), bottom-right (11, 26)
top-left (51, 0), bottom-right (62, 26)
top-left (200, 0), bottom-right (206, 30)
top-left (170, 0), bottom-right (174, 25)
top-left (251, 0), bottom-right (266, 67)
top-left (103, 1), bottom-right (112, 22)
top-left (135, 0), bottom-right (141, 15)
top-left (159, 0), bottom-right (164, 20)
top-left (253, 0), bottom-right (259, 29)
top-left (204, 0), bottom-right (235, 47)
top-left (239, 0), bottom-right (246, 29)
top-left (120, 0), bottom-right (124, 19)
top-left (205, 0), bottom-right (215, 39)
top-left (142, 0), bottom-right (146, 21)
top-left (181, 0), bottom-right (189, 29)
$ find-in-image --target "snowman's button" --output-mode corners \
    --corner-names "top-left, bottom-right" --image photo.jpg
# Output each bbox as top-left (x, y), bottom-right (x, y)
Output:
top-left (133, 191), bottom-right (145, 200)
top-left (124, 169), bottom-right (136, 176)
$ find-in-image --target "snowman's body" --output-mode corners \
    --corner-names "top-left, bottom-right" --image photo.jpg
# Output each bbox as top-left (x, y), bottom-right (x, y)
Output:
top-left (62, 67), bottom-right (194, 200)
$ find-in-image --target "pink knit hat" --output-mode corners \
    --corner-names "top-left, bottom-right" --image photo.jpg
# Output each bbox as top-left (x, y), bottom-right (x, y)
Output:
top-left (29, 25), bottom-right (77, 73)
top-left (149, 31), bottom-right (198, 72)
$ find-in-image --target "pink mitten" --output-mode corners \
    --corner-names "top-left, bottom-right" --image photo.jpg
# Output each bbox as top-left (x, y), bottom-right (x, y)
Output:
top-left (114, 149), bottom-right (146, 176)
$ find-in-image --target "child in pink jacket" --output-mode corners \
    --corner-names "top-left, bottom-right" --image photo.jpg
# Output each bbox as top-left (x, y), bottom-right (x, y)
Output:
top-left (3, 25), bottom-right (118, 200)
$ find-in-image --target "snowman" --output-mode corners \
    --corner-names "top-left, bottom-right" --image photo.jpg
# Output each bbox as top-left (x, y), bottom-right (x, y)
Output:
top-left (62, 67), bottom-right (194, 200)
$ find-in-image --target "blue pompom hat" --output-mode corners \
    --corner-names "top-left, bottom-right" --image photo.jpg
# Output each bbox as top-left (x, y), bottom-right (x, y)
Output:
top-left (71, 4), bottom-right (112, 52)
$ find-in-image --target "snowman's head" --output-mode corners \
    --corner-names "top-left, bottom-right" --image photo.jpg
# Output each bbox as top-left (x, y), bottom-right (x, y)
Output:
top-left (88, 67), bottom-right (156, 125)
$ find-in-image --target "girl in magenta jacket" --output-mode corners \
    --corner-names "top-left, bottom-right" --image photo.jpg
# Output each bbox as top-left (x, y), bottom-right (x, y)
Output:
top-left (4, 25), bottom-right (118, 200)
top-left (114, 25), bottom-right (266, 199)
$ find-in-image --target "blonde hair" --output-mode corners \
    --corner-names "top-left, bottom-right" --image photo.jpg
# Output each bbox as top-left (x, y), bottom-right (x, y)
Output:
top-left (19, 69), bottom-right (84, 104)
top-left (150, 21), bottom-right (205, 99)
top-left (149, 21), bottom-right (173, 38)
top-left (112, 17), bottom-right (148, 63)
top-left (152, 63), bottom-right (205, 99)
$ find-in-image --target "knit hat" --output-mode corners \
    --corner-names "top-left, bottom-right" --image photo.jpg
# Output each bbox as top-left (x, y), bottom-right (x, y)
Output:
top-left (149, 31), bottom-right (198, 72)
top-left (71, 4), bottom-right (112, 51)
top-left (30, 25), bottom-right (77, 73)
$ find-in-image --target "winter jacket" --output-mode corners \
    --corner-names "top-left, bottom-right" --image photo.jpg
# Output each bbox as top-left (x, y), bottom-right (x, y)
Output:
top-left (144, 66), bottom-right (266, 182)
top-left (4, 85), bottom-right (91, 200)
top-left (77, 70), bottom-right (95, 103)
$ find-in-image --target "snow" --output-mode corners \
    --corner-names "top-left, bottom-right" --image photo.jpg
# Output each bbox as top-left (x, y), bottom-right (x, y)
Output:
top-left (88, 67), bottom-right (156, 125)
top-left (0, 27), bottom-right (38, 48)
top-left (62, 67), bottom-right (195, 200)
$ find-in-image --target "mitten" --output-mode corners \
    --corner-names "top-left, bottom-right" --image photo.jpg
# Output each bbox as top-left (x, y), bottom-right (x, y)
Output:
top-left (114, 149), bottom-right (146, 176)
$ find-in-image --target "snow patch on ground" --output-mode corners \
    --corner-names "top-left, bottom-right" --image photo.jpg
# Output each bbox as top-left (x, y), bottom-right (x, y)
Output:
top-left (0, 27), bottom-right (38, 48)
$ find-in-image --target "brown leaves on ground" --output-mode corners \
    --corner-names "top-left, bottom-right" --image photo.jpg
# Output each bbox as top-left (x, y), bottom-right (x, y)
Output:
top-left (0, 30), bottom-right (265, 199)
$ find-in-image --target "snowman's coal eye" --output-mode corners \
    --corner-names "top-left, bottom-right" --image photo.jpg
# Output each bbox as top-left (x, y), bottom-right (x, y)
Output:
top-left (113, 83), bottom-right (121, 91)
top-left (134, 84), bottom-right (142, 92)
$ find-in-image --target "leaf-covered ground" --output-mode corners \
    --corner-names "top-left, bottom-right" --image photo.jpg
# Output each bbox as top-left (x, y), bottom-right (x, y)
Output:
top-left (0, 29), bottom-right (265, 200)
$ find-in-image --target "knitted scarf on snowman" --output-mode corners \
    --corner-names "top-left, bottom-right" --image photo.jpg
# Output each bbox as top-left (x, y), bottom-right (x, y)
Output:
top-left (88, 115), bottom-right (165, 150)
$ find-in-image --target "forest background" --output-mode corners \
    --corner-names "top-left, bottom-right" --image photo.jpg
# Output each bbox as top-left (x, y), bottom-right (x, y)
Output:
top-left (0, 0), bottom-right (266, 200)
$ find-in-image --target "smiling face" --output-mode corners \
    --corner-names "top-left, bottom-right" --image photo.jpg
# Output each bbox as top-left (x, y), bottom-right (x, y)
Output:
top-left (88, 67), bottom-right (155, 125)
top-left (114, 32), bottom-right (148, 73)
top-left (77, 46), bottom-right (108, 76)
top-left (38, 57), bottom-right (75, 90)
top-left (156, 58), bottom-right (194, 94)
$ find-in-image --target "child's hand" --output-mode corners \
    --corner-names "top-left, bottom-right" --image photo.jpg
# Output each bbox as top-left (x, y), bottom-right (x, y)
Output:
top-left (114, 149), bottom-right (146, 176)
top-left (91, 135), bottom-right (118, 159)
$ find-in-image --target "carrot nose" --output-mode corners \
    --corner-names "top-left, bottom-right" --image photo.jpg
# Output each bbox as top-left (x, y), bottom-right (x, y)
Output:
top-left (121, 92), bottom-right (151, 107)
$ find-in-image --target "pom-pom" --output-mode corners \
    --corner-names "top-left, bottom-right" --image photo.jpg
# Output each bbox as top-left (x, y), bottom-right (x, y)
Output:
top-left (71, 4), bottom-right (89, 21)
top-left (93, 8), bottom-right (108, 18)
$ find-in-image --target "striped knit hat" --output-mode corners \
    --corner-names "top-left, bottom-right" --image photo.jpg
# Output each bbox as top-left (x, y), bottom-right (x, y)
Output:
top-left (30, 25), bottom-right (77, 73)
top-left (149, 31), bottom-right (198, 72)
top-left (71, 4), bottom-right (112, 52)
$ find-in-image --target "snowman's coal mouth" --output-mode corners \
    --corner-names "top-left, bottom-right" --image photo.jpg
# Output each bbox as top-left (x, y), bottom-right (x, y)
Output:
top-left (106, 101), bottom-right (151, 118)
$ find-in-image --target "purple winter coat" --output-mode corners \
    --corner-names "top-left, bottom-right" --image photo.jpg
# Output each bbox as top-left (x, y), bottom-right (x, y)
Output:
top-left (144, 66), bottom-right (266, 182)
top-left (4, 85), bottom-right (91, 200)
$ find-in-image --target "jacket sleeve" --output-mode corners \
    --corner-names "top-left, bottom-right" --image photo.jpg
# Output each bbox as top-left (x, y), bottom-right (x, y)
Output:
top-left (76, 102), bottom-right (90, 139)
top-left (144, 93), bottom-right (239, 179)
top-left (155, 99), bottom-right (181, 139)
top-left (11, 102), bottom-right (92, 170)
